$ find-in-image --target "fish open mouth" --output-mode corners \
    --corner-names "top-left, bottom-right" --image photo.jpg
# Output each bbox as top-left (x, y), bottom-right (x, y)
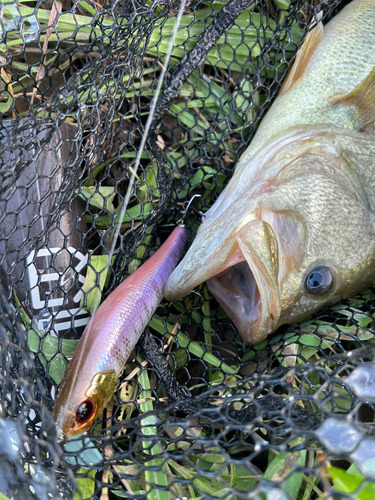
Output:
top-left (207, 262), bottom-right (261, 329)
top-left (165, 219), bottom-right (282, 344)
top-left (203, 219), bottom-right (281, 344)
top-left (207, 257), bottom-right (277, 344)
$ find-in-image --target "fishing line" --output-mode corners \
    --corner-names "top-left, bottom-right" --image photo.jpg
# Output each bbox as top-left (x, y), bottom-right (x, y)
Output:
top-left (57, 0), bottom-right (188, 439)
top-left (111, 0), bottom-right (188, 262)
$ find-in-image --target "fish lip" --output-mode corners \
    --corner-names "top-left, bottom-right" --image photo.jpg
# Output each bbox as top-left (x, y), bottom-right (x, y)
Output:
top-left (165, 226), bottom-right (246, 301)
top-left (164, 269), bottom-right (195, 300)
top-left (165, 247), bottom-right (230, 301)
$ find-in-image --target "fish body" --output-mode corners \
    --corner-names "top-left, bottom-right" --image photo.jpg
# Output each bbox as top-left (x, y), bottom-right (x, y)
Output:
top-left (165, 0), bottom-right (375, 344)
top-left (53, 225), bottom-right (187, 437)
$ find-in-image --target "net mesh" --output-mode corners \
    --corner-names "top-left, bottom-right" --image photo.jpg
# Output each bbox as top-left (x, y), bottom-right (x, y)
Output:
top-left (1, 0), bottom-right (374, 499)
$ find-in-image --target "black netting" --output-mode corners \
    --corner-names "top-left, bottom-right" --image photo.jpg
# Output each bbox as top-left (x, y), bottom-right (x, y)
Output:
top-left (1, 0), bottom-right (374, 498)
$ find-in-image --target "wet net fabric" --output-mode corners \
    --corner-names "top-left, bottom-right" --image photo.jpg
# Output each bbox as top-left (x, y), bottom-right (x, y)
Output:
top-left (1, 0), bottom-right (375, 498)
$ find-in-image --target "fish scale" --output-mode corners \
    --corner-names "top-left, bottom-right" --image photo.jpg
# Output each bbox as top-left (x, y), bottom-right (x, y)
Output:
top-left (240, 0), bottom-right (375, 167)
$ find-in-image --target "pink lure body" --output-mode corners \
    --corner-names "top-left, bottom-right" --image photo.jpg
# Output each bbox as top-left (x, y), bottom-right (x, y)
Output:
top-left (53, 225), bottom-right (188, 437)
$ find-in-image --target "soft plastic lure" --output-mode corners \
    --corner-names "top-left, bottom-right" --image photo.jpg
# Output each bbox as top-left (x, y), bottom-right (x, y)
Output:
top-left (53, 225), bottom-right (188, 438)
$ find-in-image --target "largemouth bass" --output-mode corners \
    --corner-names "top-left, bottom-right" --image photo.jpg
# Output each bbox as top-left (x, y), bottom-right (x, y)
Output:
top-left (165, 0), bottom-right (375, 345)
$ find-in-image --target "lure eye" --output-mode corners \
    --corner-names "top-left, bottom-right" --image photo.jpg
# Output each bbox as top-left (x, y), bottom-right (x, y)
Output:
top-left (76, 399), bottom-right (95, 423)
top-left (305, 266), bottom-right (333, 294)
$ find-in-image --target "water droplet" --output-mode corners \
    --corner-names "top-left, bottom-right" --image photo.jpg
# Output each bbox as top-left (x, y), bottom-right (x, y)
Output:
top-left (20, 15), bottom-right (39, 43)
top-left (255, 484), bottom-right (290, 500)
top-left (254, 442), bottom-right (261, 452)
top-left (0, 418), bottom-right (21, 460)
top-left (350, 437), bottom-right (375, 478)
top-left (315, 418), bottom-right (362, 453)
top-left (347, 366), bottom-right (375, 398)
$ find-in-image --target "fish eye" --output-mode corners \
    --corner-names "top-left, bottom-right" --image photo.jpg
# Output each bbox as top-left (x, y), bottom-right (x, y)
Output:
top-left (76, 399), bottom-right (95, 423)
top-left (305, 266), bottom-right (333, 294)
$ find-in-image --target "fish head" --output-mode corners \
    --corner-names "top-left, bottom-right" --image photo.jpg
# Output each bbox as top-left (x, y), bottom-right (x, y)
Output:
top-left (165, 133), bottom-right (375, 344)
top-left (53, 367), bottom-right (118, 438)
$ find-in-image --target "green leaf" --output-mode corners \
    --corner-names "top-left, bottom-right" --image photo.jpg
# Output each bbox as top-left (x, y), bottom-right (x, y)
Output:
top-left (74, 469), bottom-right (96, 500)
top-left (149, 317), bottom-right (238, 375)
top-left (145, 164), bottom-right (158, 191)
top-left (263, 450), bottom-right (306, 499)
top-left (0, 90), bottom-right (13, 113)
top-left (328, 466), bottom-right (369, 496)
top-left (228, 465), bottom-right (256, 491)
top-left (138, 360), bottom-right (170, 500)
top-left (77, 0), bottom-right (97, 15)
top-left (332, 306), bottom-right (373, 327)
top-left (13, 291), bottom-right (31, 328)
top-left (27, 330), bottom-right (78, 384)
top-left (198, 452), bottom-right (227, 464)
top-left (278, 333), bottom-right (321, 347)
top-left (275, 0), bottom-right (290, 8)
top-left (192, 476), bottom-right (232, 497)
top-left (87, 202), bottom-right (154, 227)
top-left (15, 292), bottom-right (76, 383)
top-left (298, 334), bottom-right (321, 347)
top-left (81, 254), bottom-right (111, 314)
top-left (27, 329), bottom-right (78, 359)
top-left (38, 351), bottom-right (68, 385)
top-left (78, 186), bottom-right (116, 212)
top-left (198, 458), bottom-right (226, 474)
top-left (177, 166), bottom-right (218, 198)
top-left (328, 464), bottom-right (375, 500)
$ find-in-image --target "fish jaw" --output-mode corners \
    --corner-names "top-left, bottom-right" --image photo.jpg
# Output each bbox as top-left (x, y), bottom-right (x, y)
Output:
top-left (165, 211), bottom-right (249, 301)
top-left (207, 220), bottom-right (281, 344)
top-left (166, 217), bottom-right (284, 344)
